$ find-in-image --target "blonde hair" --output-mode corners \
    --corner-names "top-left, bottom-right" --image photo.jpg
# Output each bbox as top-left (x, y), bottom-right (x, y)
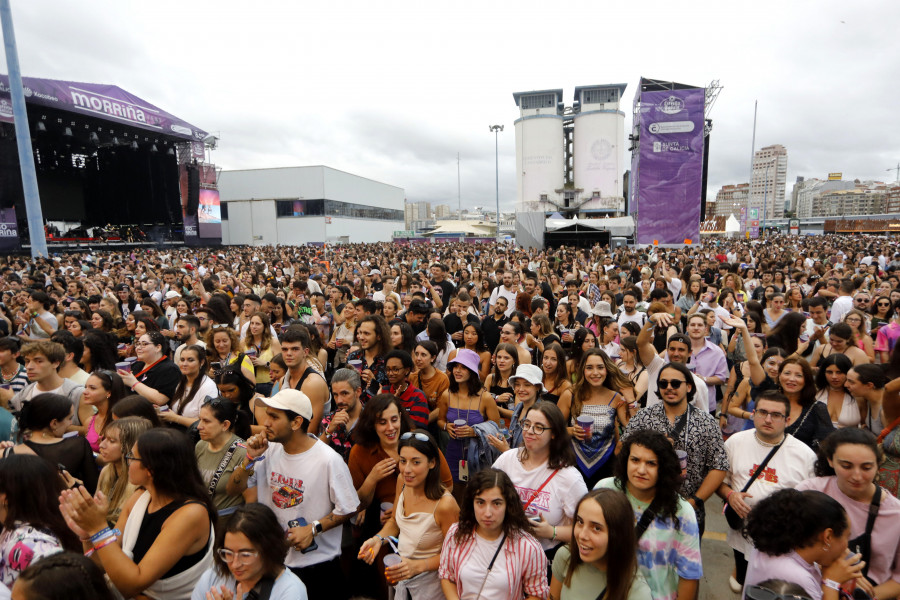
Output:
top-left (97, 417), bottom-right (154, 526)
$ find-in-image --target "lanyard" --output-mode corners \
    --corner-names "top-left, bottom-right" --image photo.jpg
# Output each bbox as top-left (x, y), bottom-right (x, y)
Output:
top-left (135, 356), bottom-right (165, 378)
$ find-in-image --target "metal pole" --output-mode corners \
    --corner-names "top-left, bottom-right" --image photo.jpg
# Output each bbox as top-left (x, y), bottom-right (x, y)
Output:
top-left (489, 125), bottom-right (503, 242)
top-left (457, 152), bottom-right (461, 220)
top-left (747, 100), bottom-right (757, 236)
top-left (0, 0), bottom-right (47, 257)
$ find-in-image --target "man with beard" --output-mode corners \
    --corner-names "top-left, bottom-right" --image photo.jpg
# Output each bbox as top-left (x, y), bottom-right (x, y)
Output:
top-left (624, 361), bottom-right (729, 537)
top-left (481, 296), bottom-right (509, 354)
top-left (172, 314), bottom-right (205, 364)
top-left (234, 388), bottom-right (358, 600)
top-left (345, 315), bottom-right (391, 404)
top-left (637, 313), bottom-right (709, 413)
top-left (319, 368), bottom-right (364, 461)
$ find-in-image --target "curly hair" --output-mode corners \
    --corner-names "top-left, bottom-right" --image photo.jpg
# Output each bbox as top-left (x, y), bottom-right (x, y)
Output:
top-left (744, 489), bottom-right (847, 555)
top-left (206, 326), bottom-right (241, 359)
top-left (570, 348), bottom-right (633, 419)
top-left (517, 402), bottom-right (576, 470)
top-left (813, 427), bottom-right (882, 477)
top-left (453, 468), bottom-right (534, 544)
top-left (814, 353), bottom-right (852, 392)
top-left (613, 430), bottom-right (684, 530)
top-left (16, 552), bottom-right (115, 600)
top-left (353, 393), bottom-right (414, 448)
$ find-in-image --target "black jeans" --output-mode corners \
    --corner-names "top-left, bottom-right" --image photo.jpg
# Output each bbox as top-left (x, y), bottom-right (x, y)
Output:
top-left (734, 549), bottom-right (748, 585)
top-left (290, 556), bottom-right (347, 600)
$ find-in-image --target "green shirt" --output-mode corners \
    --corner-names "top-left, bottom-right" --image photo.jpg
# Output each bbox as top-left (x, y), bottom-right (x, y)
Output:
top-left (551, 545), bottom-right (652, 600)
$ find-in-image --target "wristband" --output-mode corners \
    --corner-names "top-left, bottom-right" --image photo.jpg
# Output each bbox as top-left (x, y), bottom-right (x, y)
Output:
top-left (823, 579), bottom-right (840, 591)
top-left (552, 526), bottom-right (557, 541)
top-left (93, 536), bottom-right (118, 551)
top-left (90, 527), bottom-right (113, 543)
top-left (726, 490), bottom-right (737, 503)
top-left (131, 382), bottom-right (139, 391)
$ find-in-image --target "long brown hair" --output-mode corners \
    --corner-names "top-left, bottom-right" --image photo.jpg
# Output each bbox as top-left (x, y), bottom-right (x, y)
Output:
top-left (453, 468), bottom-right (533, 543)
top-left (541, 342), bottom-right (569, 389)
top-left (242, 311), bottom-right (275, 352)
top-left (563, 489), bottom-right (639, 600)
top-left (570, 348), bottom-right (633, 418)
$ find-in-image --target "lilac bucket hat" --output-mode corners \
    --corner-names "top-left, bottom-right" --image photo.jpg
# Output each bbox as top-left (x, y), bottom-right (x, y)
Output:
top-left (447, 348), bottom-right (481, 375)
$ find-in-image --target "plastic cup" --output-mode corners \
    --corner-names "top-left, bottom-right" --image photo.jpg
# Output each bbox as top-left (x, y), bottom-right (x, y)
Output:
top-left (115, 362), bottom-right (131, 371)
top-left (453, 419), bottom-right (466, 429)
top-left (117, 343), bottom-right (126, 350)
top-left (383, 554), bottom-right (402, 569)
top-left (380, 502), bottom-right (393, 517)
top-left (0, 384), bottom-right (10, 391)
top-left (124, 356), bottom-right (138, 363)
top-left (576, 415), bottom-right (594, 435)
top-left (348, 359), bottom-right (363, 372)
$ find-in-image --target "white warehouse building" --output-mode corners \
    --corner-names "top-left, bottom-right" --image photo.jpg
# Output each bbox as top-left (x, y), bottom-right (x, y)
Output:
top-left (218, 166), bottom-right (405, 245)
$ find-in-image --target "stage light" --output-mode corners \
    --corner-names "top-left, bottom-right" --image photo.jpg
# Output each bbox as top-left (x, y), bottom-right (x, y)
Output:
top-left (111, 136), bottom-right (120, 146)
top-left (167, 147), bottom-right (175, 156)
top-left (150, 144), bottom-right (158, 153)
top-left (36, 121), bottom-right (47, 133)
top-left (89, 132), bottom-right (100, 145)
top-left (131, 141), bottom-right (139, 151)
top-left (63, 127), bottom-right (73, 138)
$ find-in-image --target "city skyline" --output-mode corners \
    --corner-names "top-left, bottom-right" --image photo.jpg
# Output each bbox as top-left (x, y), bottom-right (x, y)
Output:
top-left (2, 0), bottom-right (898, 213)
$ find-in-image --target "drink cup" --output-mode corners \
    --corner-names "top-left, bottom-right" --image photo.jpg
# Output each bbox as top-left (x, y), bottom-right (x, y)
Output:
top-left (453, 419), bottom-right (466, 430)
top-left (246, 348), bottom-right (257, 357)
top-left (117, 343), bottom-right (126, 350)
top-left (348, 359), bottom-right (363, 372)
top-left (115, 362), bottom-right (131, 372)
top-left (125, 356), bottom-right (138, 363)
top-left (380, 502), bottom-right (393, 518)
top-left (383, 553), bottom-right (402, 569)
top-left (336, 338), bottom-right (343, 347)
top-left (0, 384), bottom-right (10, 391)
top-left (576, 415), bottom-right (594, 436)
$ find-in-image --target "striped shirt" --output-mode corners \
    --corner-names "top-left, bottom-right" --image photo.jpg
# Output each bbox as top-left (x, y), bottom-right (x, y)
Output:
top-left (384, 383), bottom-right (430, 429)
top-left (439, 523), bottom-right (548, 600)
top-left (0, 363), bottom-right (28, 394)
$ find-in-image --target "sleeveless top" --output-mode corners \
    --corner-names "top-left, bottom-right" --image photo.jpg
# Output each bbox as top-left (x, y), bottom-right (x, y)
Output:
top-left (85, 413), bottom-right (101, 452)
top-left (571, 395), bottom-right (619, 477)
top-left (396, 488), bottom-right (449, 560)
top-left (490, 380), bottom-right (514, 410)
top-left (815, 388), bottom-right (861, 428)
top-left (132, 498), bottom-right (210, 579)
top-left (541, 378), bottom-right (566, 405)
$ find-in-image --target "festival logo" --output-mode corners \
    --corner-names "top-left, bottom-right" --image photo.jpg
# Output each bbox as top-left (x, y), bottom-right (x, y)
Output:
top-left (0, 99), bottom-right (12, 119)
top-left (590, 138), bottom-right (613, 161)
top-left (170, 124), bottom-right (192, 136)
top-left (658, 95), bottom-right (685, 115)
top-left (0, 224), bottom-right (17, 237)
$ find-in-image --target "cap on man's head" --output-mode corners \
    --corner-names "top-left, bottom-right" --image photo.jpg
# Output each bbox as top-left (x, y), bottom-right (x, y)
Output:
top-left (164, 291), bottom-right (181, 300)
top-left (260, 389), bottom-right (313, 421)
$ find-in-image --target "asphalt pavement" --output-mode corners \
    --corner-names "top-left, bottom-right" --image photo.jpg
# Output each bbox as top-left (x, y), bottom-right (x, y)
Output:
top-left (699, 494), bottom-right (741, 600)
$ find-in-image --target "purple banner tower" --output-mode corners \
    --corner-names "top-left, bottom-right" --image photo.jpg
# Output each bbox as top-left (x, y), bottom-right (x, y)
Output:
top-left (630, 80), bottom-right (705, 245)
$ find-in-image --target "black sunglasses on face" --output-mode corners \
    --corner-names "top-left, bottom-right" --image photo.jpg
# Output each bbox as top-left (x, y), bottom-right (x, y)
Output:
top-left (658, 379), bottom-right (685, 390)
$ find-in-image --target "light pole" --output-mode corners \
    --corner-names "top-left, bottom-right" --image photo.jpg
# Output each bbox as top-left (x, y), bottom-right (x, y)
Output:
top-left (489, 125), bottom-right (503, 242)
top-left (762, 163), bottom-right (770, 236)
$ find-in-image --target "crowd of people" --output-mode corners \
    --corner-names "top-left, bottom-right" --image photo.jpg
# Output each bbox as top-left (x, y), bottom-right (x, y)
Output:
top-left (0, 234), bottom-right (897, 599)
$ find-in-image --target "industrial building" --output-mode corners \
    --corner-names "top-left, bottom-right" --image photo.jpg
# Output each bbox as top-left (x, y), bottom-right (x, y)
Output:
top-left (513, 84), bottom-right (627, 216)
top-left (218, 166), bottom-right (404, 245)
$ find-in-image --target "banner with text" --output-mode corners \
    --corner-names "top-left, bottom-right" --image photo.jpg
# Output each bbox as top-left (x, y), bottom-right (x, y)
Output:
top-left (634, 87), bottom-right (705, 245)
top-left (0, 208), bottom-right (19, 253)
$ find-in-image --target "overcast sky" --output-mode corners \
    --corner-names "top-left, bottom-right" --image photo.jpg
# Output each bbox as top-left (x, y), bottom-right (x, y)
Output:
top-left (4, 0), bottom-right (899, 212)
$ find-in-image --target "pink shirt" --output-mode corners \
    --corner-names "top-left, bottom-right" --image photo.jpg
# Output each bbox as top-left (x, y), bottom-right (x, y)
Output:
top-left (796, 476), bottom-right (900, 586)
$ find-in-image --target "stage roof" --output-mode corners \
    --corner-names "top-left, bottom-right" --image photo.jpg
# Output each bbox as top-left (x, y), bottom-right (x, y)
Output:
top-left (0, 75), bottom-right (207, 142)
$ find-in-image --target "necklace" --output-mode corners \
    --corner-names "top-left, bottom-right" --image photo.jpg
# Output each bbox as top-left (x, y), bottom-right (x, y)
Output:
top-left (0, 364), bottom-right (17, 380)
top-left (754, 431), bottom-right (784, 447)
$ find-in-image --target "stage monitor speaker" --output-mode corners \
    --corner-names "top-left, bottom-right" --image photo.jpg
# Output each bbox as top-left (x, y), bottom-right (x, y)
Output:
top-left (186, 166), bottom-right (200, 215)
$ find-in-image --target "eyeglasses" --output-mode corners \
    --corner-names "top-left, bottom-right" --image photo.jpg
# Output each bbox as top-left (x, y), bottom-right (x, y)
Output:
top-left (385, 367), bottom-right (407, 374)
top-left (877, 302), bottom-right (891, 307)
top-left (755, 408), bottom-right (786, 421)
top-left (211, 324), bottom-right (230, 329)
top-left (854, 298), bottom-right (870, 303)
top-left (124, 453), bottom-right (142, 463)
top-left (201, 396), bottom-right (225, 408)
top-left (519, 420), bottom-right (549, 435)
top-left (217, 549), bottom-right (259, 564)
top-left (134, 341), bottom-right (154, 347)
top-left (400, 432), bottom-right (429, 442)
top-left (744, 585), bottom-right (811, 600)
top-left (657, 379), bottom-right (685, 390)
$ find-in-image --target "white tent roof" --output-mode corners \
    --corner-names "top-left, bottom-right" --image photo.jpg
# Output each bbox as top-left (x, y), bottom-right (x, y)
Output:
top-left (545, 215), bottom-right (634, 235)
top-left (725, 214), bottom-right (741, 233)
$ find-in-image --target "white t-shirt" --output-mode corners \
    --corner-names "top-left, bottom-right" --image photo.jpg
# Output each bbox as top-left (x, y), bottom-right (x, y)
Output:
top-left (644, 354), bottom-right (709, 413)
top-left (173, 376), bottom-right (219, 419)
top-left (829, 295), bottom-right (853, 325)
top-left (191, 566), bottom-right (308, 600)
top-left (249, 440), bottom-right (359, 568)
top-left (492, 449), bottom-right (587, 550)
top-left (617, 310), bottom-right (647, 328)
top-left (174, 340), bottom-right (208, 365)
top-left (723, 430), bottom-right (816, 555)
top-left (68, 368), bottom-right (90, 386)
top-left (666, 277), bottom-right (683, 302)
top-left (559, 295), bottom-right (593, 316)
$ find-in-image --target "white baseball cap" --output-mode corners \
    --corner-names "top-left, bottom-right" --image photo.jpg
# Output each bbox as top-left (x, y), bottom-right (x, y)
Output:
top-left (259, 389), bottom-right (313, 421)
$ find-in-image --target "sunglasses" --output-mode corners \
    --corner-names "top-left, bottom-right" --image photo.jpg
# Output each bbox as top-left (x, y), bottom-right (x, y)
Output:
top-left (744, 586), bottom-right (811, 600)
top-left (658, 379), bottom-right (685, 390)
top-left (400, 432), bottom-right (429, 442)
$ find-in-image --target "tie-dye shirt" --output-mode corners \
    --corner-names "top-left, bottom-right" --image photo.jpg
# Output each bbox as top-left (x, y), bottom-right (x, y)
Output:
top-left (596, 478), bottom-right (702, 600)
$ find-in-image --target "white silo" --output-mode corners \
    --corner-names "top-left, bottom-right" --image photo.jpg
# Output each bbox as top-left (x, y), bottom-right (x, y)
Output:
top-left (573, 84), bottom-right (627, 214)
top-left (513, 89), bottom-right (565, 213)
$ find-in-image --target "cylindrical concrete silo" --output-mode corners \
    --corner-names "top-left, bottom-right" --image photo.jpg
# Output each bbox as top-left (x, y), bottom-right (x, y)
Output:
top-left (513, 90), bottom-right (565, 213)
top-left (573, 84), bottom-right (627, 213)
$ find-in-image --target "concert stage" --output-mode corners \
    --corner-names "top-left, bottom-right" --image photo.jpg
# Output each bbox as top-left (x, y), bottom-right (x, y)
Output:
top-left (0, 76), bottom-right (221, 252)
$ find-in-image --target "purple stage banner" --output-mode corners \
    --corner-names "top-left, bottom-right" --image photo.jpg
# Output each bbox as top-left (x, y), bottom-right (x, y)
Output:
top-left (0, 76), bottom-right (206, 142)
top-left (0, 208), bottom-right (19, 253)
top-left (632, 87), bottom-right (705, 245)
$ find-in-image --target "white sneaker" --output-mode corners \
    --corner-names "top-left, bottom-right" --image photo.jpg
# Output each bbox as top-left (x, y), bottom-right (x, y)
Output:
top-left (729, 576), bottom-right (742, 594)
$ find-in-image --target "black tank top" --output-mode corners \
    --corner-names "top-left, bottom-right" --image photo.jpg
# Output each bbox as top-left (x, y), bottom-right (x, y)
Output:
top-left (490, 381), bottom-right (514, 409)
top-left (132, 498), bottom-right (209, 579)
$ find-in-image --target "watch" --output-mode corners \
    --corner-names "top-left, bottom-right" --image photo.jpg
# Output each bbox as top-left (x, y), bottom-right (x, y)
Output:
top-left (312, 520), bottom-right (323, 536)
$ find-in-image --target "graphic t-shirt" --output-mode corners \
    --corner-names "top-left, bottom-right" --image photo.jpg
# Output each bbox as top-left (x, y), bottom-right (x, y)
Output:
top-left (249, 439), bottom-right (359, 568)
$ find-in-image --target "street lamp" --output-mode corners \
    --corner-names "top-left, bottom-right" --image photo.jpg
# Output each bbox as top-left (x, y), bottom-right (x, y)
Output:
top-left (489, 125), bottom-right (503, 243)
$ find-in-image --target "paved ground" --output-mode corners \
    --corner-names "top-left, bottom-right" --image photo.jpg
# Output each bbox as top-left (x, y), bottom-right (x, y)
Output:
top-left (699, 495), bottom-right (741, 600)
